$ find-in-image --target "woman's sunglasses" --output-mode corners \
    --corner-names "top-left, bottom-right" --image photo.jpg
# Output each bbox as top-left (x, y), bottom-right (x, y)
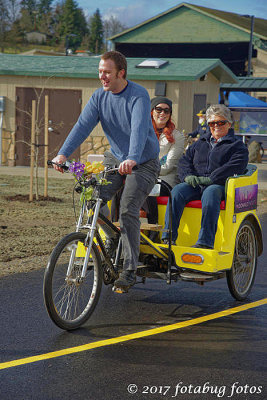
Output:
top-left (154, 107), bottom-right (171, 115)
top-left (208, 120), bottom-right (228, 127)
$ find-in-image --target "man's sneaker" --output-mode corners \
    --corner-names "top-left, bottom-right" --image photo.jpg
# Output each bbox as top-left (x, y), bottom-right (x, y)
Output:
top-left (114, 270), bottom-right (136, 289)
top-left (105, 237), bottom-right (119, 258)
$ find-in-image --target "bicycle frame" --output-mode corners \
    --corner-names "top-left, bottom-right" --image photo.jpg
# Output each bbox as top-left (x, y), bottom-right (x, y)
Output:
top-left (67, 169), bottom-right (121, 281)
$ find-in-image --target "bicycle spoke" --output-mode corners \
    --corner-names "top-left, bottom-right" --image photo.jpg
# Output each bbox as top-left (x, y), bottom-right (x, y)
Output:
top-left (228, 221), bottom-right (257, 300)
top-left (44, 233), bottom-right (102, 329)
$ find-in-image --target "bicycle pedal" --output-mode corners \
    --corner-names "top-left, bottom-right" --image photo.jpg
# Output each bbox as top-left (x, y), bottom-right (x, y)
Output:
top-left (112, 285), bottom-right (129, 294)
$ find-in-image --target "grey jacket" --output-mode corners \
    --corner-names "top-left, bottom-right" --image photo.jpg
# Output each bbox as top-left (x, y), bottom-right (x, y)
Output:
top-left (159, 129), bottom-right (185, 187)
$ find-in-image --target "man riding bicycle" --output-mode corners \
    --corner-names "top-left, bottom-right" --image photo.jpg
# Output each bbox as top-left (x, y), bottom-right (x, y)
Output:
top-left (52, 50), bottom-right (160, 290)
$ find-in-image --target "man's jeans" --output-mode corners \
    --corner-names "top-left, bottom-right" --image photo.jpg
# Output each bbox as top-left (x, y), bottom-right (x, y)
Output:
top-left (100, 152), bottom-right (160, 271)
top-left (162, 183), bottom-right (225, 248)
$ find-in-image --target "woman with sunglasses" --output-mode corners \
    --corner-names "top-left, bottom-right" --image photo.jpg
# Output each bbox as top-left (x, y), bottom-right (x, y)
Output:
top-left (144, 97), bottom-right (185, 236)
top-left (161, 104), bottom-right (248, 248)
top-left (151, 97), bottom-right (185, 188)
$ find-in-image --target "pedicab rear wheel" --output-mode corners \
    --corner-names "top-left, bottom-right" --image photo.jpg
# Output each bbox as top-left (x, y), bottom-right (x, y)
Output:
top-left (227, 220), bottom-right (257, 301)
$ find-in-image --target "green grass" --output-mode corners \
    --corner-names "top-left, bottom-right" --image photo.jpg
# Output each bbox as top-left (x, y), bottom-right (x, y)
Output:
top-left (1, 43), bottom-right (64, 54)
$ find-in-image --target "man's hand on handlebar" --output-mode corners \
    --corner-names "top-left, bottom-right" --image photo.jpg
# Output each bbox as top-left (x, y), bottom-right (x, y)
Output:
top-left (118, 159), bottom-right (137, 175)
top-left (51, 155), bottom-right (67, 173)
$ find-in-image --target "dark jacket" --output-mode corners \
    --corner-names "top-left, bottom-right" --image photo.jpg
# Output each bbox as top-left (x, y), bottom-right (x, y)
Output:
top-left (178, 129), bottom-right (249, 186)
top-left (188, 122), bottom-right (210, 138)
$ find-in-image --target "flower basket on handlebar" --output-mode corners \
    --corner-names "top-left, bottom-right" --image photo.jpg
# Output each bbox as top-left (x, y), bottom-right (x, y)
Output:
top-left (69, 160), bottom-right (111, 201)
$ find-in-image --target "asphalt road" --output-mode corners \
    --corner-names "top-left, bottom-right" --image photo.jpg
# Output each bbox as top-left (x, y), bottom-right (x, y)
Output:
top-left (0, 215), bottom-right (266, 400)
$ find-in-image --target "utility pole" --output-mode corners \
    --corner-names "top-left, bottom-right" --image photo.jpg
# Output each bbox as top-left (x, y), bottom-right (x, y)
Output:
top-left (242, 15), bottom-right (255, 76)
top-left (247, 15), bottom-right (255, 76)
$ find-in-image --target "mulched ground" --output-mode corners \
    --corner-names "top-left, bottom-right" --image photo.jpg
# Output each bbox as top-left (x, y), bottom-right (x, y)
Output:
top-left (1, 173), bottom-right (267, 277)
top-left (5, 194), bottom-right (63, 202)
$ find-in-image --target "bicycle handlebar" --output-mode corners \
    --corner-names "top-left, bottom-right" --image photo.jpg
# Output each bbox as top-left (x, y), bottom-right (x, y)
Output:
top-left (47, 160), bottom-right (120, 175)
top-left (74, 167), bottom-right (119, 193)
top-left (47, 160), bottom-right (70, 171)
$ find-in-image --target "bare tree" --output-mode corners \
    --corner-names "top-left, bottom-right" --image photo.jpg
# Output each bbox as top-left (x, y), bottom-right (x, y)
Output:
top-left (103, 15), bottom-right (126, 50)
top-left (15, 80), bottom-right (64, 200)
top-left (0, 0), bottom-right (9, 51)
top-left (7, 0), bottom-right (21, 23)
top-left (0, 0), bottom-right (21, 51)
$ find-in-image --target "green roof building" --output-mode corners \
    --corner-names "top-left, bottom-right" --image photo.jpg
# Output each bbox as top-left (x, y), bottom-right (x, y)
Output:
top-left (0, 54), bottom-right (236, 166)
top-left (109, 2), bottom-right (267, 76)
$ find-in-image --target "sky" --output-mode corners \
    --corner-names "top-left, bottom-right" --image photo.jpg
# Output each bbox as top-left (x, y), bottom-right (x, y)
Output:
top-left (77, 0), bottom-right (267, 28)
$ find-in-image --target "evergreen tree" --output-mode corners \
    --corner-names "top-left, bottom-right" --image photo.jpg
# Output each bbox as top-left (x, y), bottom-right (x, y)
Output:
top-left (37, 0), bottom-right (53, 16)
top-left (50, 1), bottom-right (64, 45)
top-left (88, 8), bottom-right (103, 54)
top-left (7, 19), bottom-right (24, 48)
top-left (76, 7), bottom-right (87, 37)
top-left (60, 0), bottom-right (87, 51)
top-left (37, 0), bottom-right (53, 35)
top-left (19, 7), bottom-right (35, 32)
top-left (20, 0), bottom-right (37, 26)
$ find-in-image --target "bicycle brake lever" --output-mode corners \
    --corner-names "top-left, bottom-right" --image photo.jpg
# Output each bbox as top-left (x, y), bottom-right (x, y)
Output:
top-left (47, 160), bottom-right (70, 171)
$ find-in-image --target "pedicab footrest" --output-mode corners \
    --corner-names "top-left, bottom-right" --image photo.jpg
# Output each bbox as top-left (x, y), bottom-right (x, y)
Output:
top-left (179, 271), bottom-right (225, 282)
top-left (113, 222), bottom-right (163, 231)
top-left (157, 197), bottom-right (226, 210)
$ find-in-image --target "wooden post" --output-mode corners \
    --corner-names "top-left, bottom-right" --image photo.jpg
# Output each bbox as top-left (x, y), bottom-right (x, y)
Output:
top-left (44, 95), bottom-right (49, 197)
top-left (29, 100), bottom-right (36, 202)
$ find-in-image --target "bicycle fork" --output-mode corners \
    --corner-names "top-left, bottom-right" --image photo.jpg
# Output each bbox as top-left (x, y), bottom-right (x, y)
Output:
top-left (66, 198), bottom-right (103, 280)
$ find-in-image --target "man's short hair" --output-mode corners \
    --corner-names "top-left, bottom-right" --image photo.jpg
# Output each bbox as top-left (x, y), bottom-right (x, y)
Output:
top-left (101, 51), bottom-right (127, 78)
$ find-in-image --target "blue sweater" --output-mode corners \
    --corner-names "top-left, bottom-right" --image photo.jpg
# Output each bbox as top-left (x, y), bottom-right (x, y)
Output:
top-left (58, 80), bottom-right (159, 164)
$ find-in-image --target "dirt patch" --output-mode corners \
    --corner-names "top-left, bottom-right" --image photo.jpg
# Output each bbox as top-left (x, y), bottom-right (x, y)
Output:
top-left (5, 194), bottom-right (63, 202)
top-left (1, 174), bottom-right (77, 277)
top-left (1, 173), bottom-right (267, 278)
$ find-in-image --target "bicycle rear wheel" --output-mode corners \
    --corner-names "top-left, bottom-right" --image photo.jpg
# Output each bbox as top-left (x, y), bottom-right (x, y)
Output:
top-left (43, 232), bottom-right (102, 330)
top-left (227, 220), bottom-right (257, 301)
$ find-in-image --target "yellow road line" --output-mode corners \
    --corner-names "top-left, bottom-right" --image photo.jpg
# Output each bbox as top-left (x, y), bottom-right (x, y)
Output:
top-left (0, 298), bottom-right (266, 371)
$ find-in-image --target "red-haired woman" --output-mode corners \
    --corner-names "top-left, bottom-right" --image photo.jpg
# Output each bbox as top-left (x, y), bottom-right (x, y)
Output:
top-left (145, 97), bottom-right (185, 234)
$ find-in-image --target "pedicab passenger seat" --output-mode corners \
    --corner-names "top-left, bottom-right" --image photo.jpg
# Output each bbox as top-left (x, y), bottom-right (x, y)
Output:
top-left (156, 197), bottom-right (226, 210)
top-left (156, 164), bottom-right (258, 210)
top-left (156, 165), bottom-right (259, 255)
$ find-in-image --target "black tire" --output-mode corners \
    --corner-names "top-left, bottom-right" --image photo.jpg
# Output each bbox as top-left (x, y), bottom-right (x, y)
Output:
top-left (43, 232), bottom-right (102, 330)
top-left (227, 220), bottom-right (257, 301)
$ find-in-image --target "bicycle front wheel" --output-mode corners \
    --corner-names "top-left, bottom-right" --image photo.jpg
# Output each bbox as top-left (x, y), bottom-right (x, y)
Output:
top-left (43, 232), bottom-right (102, 330)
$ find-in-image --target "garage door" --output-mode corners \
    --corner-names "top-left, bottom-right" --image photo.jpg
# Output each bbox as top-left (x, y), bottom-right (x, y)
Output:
top-left (15, 88), bottom-right (82, 166)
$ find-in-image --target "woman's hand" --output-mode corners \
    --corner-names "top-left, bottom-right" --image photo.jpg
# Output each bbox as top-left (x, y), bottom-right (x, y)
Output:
top-left (185, 175), bottom-right (212, 187)
top-left (197, 176), bottom-right (212, 185)
top-left (184, 175), bottom-right (199, 188)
